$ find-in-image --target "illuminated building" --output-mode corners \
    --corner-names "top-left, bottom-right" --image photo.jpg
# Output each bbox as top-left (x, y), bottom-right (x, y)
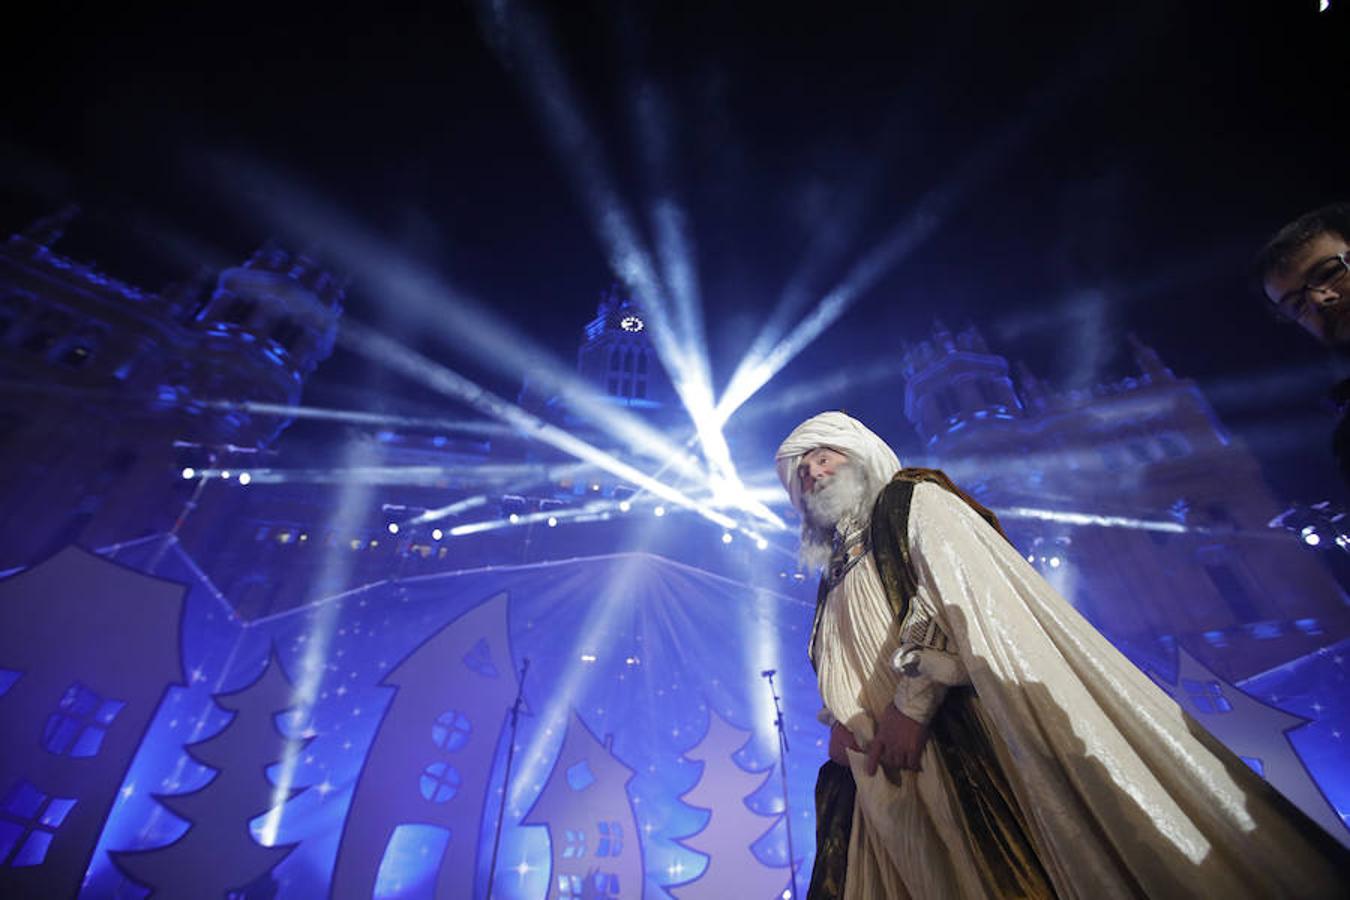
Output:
top-left (0, 211), bottom-right (341, 570)
top-left (900, 321), bottom-right (1349, 680)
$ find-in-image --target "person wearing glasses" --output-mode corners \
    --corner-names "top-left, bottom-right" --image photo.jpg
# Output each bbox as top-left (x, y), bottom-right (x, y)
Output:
top-left (1258, 203), bottom-right (1350, 483)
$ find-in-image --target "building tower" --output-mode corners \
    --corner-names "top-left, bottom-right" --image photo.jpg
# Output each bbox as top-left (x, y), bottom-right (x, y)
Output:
top-left (189, 242), bottom-right (345, 446)
top-left (900, 322), bottom-right (1024, 446)
top-left (575, 285), bottom-right (675, 413)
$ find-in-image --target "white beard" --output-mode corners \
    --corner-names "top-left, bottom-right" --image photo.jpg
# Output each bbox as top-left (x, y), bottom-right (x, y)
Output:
top-left (798, 461), bottom-right (873, 571)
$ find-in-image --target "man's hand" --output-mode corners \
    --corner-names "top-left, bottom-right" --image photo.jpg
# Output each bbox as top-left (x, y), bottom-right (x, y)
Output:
top-left (864, 704), bottom-right (929, 776)
top-left (828, 721), bottom-right (861, 766)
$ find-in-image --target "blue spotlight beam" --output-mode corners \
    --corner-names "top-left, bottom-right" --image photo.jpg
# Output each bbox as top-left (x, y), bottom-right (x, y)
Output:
top-left (214, 157), bottom-right (716, 494)
top-left (201, 399), bottom-right (515, 439)
top-left (199, 464), bottom-right (561, 488)
top-left (716, 24), bottom-right (1130, 426)
top-left (474, 1), bottom-right (782, 529)
top-left (339, 319), bottom-right (739, 530)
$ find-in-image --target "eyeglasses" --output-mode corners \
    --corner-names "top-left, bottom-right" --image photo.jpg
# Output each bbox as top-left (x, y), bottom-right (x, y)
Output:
top-left (1274, 250), bottom-right (1350, 320)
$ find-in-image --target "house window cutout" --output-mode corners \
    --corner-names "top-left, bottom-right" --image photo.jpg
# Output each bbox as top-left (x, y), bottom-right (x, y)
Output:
top-left (566, 760), bottom-right (595, 792)
top-left (461, 638), bottom-right (500, 679)
top-left (562, 828), bottom-right (586, 859)
top-left (0, 779), bottom-right (76, 867)
top-left (589, 871), bottom-right (621, 897)
top-left (1181, 679), bottom-right (1233, 714)
top-left (418, 763), bottom-right (461, 803)
top-left (596, 821), bottom-right (623, 857)
top-left (43, 682), bottom-right (126, 758)
top-left (431, 711), bottom-right (472, 752)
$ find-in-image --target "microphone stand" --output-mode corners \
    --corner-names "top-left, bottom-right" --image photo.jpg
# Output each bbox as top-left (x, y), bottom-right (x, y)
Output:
top-left (486, 657), bottom-right (530, 900)
top-left (762, 668), bottom-right (799, 899)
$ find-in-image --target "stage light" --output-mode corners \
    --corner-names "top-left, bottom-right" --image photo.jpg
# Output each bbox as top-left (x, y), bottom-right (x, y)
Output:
top-left (431, 528), bottom-right (443, 541)
top-left (618, 501), bottom-right (631, 512)
top-left (181, 467), bottom-right (196, 480)
top-left (238, 472), bottom-right (252, 485)
top-left (509, 513), bottom-right (520, 523)
top-left (387, 523), bottom-right (400, 535)
top-left (757, 538), bottom-right (768, 550)
top-left (1049, 556), bottom-right (1062, 568)
top-left (580, 653), bottom-right (597, 663)
top-left (1302, 526), bottom-right (1322, 546)
top-left (722, 532), bottom-right (733, 544)
top-left (1000, 506), bottom-right (1188, 534)
top-left (654, 506), bottom-right (666, 517)
top-left (410, 495), bottom-right (491, 527)
top-left (220, 470), bottom-right (231, 480)
top-left (547, 516), bottom-right (558, 528)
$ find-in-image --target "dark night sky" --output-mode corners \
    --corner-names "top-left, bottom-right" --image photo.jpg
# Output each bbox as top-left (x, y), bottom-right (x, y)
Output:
top-left (3, 0), bottom-right (1348, 501)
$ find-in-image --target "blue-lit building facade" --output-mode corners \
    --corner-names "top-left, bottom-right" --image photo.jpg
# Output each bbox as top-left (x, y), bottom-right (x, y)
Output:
top-left (0, 219), bottom-right (1346, 897)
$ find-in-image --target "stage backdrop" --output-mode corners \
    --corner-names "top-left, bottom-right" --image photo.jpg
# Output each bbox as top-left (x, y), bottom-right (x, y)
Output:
top-left (0, 537), bottom-right (1345, 899)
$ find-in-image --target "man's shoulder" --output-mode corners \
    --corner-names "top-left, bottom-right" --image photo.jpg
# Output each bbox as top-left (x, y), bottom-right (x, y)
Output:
top-left (872, 470), bottom-right (948, 521)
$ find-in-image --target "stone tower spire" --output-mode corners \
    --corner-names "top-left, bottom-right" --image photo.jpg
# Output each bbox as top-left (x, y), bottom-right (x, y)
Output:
top-left (900, 321), bottom-right (1024, 445)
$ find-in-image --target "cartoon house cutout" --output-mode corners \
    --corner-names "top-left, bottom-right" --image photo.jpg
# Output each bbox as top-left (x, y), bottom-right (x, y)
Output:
top-left (522, 711), bottom-right (641, 900)
top-left (0, 546), bottom-right (184, 898)
top-left (331, 591), bottom-right (519, 900)
top-left (1154, 648), bottom-right (1344, 841)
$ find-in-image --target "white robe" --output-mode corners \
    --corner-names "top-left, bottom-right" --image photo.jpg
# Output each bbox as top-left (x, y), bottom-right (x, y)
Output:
top-left (815, 481), bottom-right (1346, 899)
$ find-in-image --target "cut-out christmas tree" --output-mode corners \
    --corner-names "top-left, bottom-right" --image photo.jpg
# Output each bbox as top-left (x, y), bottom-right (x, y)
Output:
top-left (331, 591), bottom-right (518, 900)
top-left (671, 710), bottom-right (789, 899)
top-left (112, 651), bottom-right (310, 896)
top-left (522, 711), bottom-right (641, 899)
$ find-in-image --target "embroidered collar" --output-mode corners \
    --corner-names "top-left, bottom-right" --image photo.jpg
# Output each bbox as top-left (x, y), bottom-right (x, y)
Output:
top-left (823, 525), bottom-right (870, 591)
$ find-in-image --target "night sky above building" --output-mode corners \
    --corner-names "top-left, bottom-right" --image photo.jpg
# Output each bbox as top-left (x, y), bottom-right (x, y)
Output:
top-left (3, 0), bottom-right (1348, 501)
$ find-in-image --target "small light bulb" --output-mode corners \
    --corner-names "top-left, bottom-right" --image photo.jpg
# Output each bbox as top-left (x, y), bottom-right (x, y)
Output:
top-left (181, 467), bottom-right (196, 479)
top-left (388, 523), bottom-right (399, 535)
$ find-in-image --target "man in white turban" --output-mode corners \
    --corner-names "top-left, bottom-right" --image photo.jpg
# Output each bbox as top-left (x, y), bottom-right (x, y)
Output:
top-left (775, 411), bottom-right (1345, 899)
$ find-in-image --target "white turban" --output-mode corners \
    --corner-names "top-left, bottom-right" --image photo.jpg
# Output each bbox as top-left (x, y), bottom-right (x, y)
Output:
top-left (774, 411), bottom-right (902, 513)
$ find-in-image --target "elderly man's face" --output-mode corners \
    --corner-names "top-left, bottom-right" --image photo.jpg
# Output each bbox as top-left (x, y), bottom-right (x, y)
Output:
top-left (798, 447), bottom-right (849, 497)
top-left (1264, 231), bottom-right (1350, 346)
